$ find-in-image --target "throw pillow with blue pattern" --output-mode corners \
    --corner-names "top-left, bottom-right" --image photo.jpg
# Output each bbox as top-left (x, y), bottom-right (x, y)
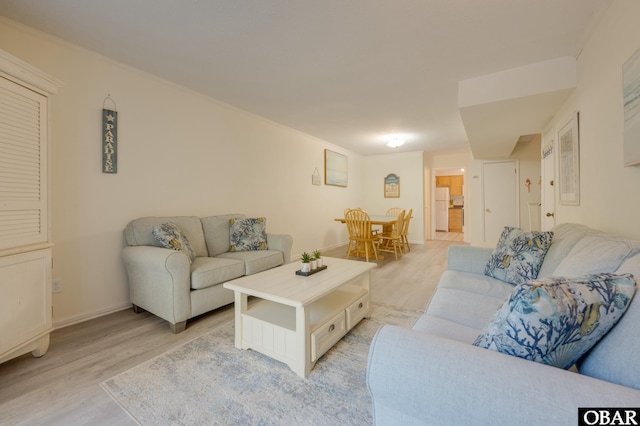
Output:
top-left (229, 217), bottom-right (268, 252)
top-left (151, 222), bottom-right (196, 263)
top-left (485, 226), bottom-right (554, 285)
top-left (473, 273), bottom-right (636, 369)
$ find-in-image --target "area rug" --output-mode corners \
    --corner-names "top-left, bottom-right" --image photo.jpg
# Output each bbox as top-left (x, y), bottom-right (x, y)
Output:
top-left (101, 303), bottom-right (420, 425)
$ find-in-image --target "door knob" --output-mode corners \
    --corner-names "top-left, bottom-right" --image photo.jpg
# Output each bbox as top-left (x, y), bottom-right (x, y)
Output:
top-left (485, 208), bottom-right (491, 213)
top-left (546, 212), bottom-right (555, 217)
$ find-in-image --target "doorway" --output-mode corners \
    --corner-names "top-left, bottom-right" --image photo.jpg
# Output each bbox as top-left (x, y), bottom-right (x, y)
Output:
top-left (482, 160), bottom-right (519, 244)
top-left (541, 139), bottom-right (556, 231)
top-left (432, 168), bottom-right (465, 241)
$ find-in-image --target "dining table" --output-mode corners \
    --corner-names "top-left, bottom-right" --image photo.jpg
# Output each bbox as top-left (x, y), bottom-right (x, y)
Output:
top-left (334, 215), bottom-right (397, 226)
top-left (335, 215), bottom-right (398, 260)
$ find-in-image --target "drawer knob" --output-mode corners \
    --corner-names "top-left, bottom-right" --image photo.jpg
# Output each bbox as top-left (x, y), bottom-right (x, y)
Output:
top-left (358, 302), bottom-right (363, 309)
top-left (329, 324), bottom-right (335, 332)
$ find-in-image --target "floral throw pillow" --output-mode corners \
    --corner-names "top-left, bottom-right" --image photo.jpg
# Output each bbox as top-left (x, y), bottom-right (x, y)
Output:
top-left (229, 217), bottom-right (268, 252)
top-left (473, 273), bottom-right (637, 369)
top-left (485, 226), bottom-right (554, 285)
top-left (152, 222), bottom-right (196, 263)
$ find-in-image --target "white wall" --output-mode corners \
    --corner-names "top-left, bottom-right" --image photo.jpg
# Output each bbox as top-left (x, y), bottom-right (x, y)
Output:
top-left (0, 19), bottom-right (364, 326)
top-left (363, 151), bottom-right (425, 243)
top-left (548, 0), bottom-right (640, 238)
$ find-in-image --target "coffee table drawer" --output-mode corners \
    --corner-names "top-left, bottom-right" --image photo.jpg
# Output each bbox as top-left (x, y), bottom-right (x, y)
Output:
top-left (311, 311), bottom-right (346, 362)
top-left (346, 293), bottom-right (370, 329)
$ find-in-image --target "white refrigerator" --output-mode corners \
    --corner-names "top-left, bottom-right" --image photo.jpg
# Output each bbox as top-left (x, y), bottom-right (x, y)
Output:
top-left (435, 187), bottom-right (450, 231)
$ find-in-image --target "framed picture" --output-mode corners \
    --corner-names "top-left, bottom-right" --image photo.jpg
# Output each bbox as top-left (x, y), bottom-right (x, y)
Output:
top-left (623, 47), bottom-right (640, 166)
top-left (384, 173), bottom-right (400, 198)
top-left (324, 150), bottom-right (348, 187)
top-left (558, 112), bottom-right (580, 205)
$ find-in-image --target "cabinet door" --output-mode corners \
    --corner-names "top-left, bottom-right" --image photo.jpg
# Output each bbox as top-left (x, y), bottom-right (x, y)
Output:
top-left (450, 175), bottom-right (463, 195)
top-left (0, 77), bottom-right (48, 250)
top-left (436, 176), bottom-right (451, 187)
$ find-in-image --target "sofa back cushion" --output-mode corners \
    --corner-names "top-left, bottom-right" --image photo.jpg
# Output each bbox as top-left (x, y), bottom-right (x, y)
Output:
top-left (552, 234), bottom-right (637, 277)
top-left (579, 253), bottom-right (640, 390)
top-left (124, 216), bottom-right (208, 257)
top-left (538, 223), bottom-right (598, 277)
top-left (201, 214), bottom-right (245, 257)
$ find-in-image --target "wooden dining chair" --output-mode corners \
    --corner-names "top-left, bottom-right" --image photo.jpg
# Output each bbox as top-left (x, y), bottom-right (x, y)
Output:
top-left (401, 208), bottom-right (412, 253)
top-left (386, 207), bottom-right (403, 217)
top-left (344, 208), bottom-right (379, 262)
top-left (378, 210), bottom-right (405, 260)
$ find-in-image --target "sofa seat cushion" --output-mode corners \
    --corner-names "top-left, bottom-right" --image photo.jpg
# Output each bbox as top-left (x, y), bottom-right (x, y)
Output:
top-left (190, 257), bottom-right (245, 290)
top-left (217, 250), bottom-right (284, 275)
top-left (425, 271), bottom-right (513, 331)
top-left (412, 314), bottom-right (483, 344)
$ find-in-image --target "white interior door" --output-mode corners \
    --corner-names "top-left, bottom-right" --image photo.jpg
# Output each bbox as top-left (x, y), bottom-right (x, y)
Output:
top-left (482, 160), bottom-right (519, 244)
top-left (541, 141), bottom-right (556, 230)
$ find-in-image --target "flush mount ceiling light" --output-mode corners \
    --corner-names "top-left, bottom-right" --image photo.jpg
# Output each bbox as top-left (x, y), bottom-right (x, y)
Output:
top-left (386, 135), bottom-right (405, 148)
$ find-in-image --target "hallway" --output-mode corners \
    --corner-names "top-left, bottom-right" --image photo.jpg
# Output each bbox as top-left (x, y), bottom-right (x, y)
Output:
top-left (432, 231), bottom-right (464, 242)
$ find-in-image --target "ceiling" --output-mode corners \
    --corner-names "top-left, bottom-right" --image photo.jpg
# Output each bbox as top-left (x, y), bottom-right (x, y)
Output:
top-left (0, 0), bottom-right (610, 156)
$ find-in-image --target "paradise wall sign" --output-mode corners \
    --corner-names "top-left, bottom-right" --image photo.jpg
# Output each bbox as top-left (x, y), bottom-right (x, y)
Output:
top-left (102, 95), bottom-right (118, 174)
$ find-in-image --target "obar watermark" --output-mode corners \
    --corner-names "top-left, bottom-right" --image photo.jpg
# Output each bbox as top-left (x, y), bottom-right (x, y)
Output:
top-left (579, 408), bottom-right (639, 426)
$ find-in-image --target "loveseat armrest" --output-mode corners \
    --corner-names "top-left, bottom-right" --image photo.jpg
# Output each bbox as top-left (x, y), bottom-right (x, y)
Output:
top-left (367, 325), bottom-right (640, 426)
top-left (446, 245), bottom-right (493, 274)
top-left (267, 233), bottom-right (293, 264)
top-left (122, 245), bottom-right (192, 326)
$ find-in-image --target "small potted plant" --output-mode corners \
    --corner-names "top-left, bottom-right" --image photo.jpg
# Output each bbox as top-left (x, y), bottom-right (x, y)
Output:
top-left (314, 249), bottom-right (323, 268)
top-left (300, 252), bottom-right (311, 273)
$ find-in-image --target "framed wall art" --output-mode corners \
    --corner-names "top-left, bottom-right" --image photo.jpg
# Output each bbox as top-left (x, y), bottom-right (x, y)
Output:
top-left (324, 149), bottom-right (348, 187)
top-left (558, 112), bottom-right (580, 205)
top-left (384, 173), bottom-right (400, 198)
top-left (623, 47), bottom-right (640, 166)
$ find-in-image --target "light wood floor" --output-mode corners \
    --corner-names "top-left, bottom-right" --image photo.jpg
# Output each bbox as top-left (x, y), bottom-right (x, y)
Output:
top-left (0, 239), bottom-right (466, 425)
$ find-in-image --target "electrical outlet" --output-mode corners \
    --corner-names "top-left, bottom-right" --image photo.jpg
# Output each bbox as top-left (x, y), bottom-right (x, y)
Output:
top-left (52, 278), bottom-right (63, 293)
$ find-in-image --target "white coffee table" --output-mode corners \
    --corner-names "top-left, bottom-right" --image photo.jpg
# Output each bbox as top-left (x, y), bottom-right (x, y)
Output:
top-left (223, 257), bottom-right (376, 378)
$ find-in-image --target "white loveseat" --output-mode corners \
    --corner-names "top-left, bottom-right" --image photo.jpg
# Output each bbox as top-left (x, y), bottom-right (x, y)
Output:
top-left (122, 214), bottom-right (293, 332)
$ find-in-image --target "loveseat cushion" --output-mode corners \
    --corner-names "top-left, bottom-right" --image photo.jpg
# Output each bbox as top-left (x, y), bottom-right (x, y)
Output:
top-left (152, 222), bottom-right (196, 263)
top-left (125, 216), bottom-right (208, 257)
top-left (484, 227), bottom-right (553, 285)
top-left (473, 273), bottom-right (636, 370)
top-left (190, 257), bottom-right (245, 290)
top-left (229, 217), bottom-right (268, 252)
top-left (217, 250), bottom-right (284, 275)
top-left (201, 214), bottom-right (245, 257)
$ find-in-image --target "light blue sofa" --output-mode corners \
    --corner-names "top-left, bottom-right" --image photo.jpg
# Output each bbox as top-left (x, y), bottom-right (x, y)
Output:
top-left (367, 223), bottom-right (640, 425)
top-left (122, 214), bottom-right (293, 333)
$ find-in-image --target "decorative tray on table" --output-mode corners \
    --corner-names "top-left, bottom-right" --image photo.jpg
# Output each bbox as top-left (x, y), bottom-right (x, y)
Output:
top-left (295, 265), bottom-right (327, 276)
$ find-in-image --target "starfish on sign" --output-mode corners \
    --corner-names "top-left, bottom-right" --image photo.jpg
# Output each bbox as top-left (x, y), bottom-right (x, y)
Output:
top-left (106, 113), bottom-right (115, 122)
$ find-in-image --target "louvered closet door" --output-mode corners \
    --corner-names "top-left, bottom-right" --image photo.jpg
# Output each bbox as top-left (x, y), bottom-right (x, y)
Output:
top-left (0, 76), bottom-right (48, 250)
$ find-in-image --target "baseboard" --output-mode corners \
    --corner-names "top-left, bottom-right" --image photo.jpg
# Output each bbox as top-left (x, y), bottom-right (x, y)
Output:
top-left (53, 303), bottom-right (132, 330)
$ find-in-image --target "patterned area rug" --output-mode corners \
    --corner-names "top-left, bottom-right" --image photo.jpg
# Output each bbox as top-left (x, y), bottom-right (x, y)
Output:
top-left (101, 304), bottom-right (420, 426)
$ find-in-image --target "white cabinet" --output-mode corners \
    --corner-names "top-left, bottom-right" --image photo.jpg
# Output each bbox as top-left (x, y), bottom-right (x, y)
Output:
top-left (0, 50), bottom-right (61, 364)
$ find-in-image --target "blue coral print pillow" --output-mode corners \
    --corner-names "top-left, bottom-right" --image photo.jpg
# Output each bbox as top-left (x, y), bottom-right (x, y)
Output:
top-left (485, 227), bottom-right (553, 285)
top-left (473, 273), bottom-right (636, 369)
top-left (151, 222), bottom-right (196, 263)
top-left (229, 217), bottom-right (268, 252)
